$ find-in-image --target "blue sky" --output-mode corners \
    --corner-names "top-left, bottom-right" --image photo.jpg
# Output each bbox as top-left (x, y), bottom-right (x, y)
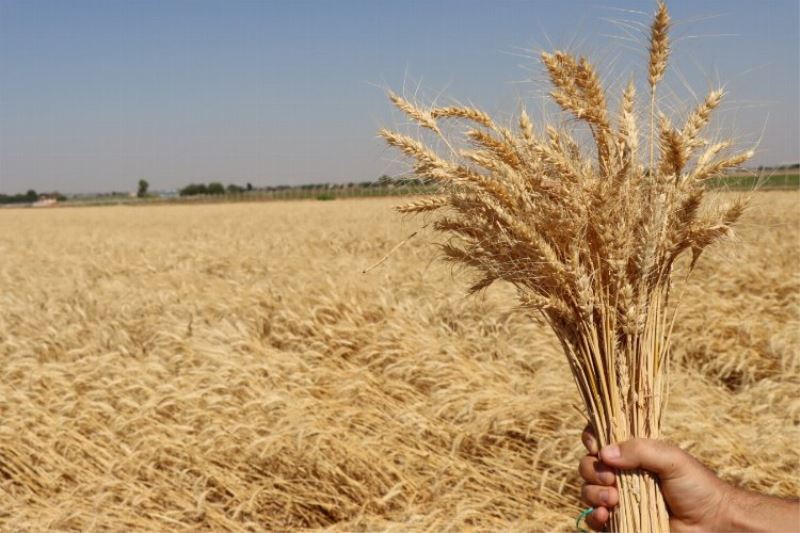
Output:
top-left (1, 0), bottom-right (797, 194)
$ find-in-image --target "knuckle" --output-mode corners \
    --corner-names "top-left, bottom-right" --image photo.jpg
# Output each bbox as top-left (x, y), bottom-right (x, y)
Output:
top-left (578, 456), bottom-right (593, 479)
top-left (629, 437), bottom-right (645, 452)
top-left (580, 484), bottom-right (604, 506)
top-left (580, 484), bottom-right (591, 503)
top-left (595, 464), bottom-right (615, 485)
top-left (627, 437), bottom-right (649, 458)
top-left (581, 426), bottom-right (598, 454)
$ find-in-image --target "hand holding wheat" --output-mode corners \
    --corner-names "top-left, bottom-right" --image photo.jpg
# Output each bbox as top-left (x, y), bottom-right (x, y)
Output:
top-left (580, 425), bottom-right (733, 532)
top-left (380, 2), bottom-right (753, 532)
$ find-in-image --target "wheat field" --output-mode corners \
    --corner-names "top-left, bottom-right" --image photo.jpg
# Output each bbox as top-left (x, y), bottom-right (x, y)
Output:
top-left (0, 191), bottom-right (797, 532)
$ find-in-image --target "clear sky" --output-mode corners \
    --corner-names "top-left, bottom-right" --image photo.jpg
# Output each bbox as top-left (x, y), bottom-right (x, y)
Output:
top-left (1, 0), bottom-right (797, 194)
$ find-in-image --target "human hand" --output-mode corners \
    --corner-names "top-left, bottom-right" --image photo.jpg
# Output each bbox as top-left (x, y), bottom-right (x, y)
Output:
top-left (577, 425), bottom-right (733, 532)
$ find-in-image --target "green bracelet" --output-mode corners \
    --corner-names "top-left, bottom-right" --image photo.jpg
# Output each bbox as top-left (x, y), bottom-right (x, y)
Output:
top-left (576, 507), bottom-right (594, 532)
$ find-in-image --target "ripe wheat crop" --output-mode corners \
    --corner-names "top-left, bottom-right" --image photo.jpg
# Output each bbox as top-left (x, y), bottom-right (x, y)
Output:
top-left (0, 193), bottom-right (797, 531)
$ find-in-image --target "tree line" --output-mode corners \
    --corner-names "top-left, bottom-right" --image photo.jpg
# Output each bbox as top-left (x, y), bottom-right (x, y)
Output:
top-left (0, 190), bottom-right (66, 205)
top-left (179, 182), bottom-right (253, 196)
top-left (0, 176), bottom-right (435, 204)
top-left (176, 176), bottom-right (433, 197)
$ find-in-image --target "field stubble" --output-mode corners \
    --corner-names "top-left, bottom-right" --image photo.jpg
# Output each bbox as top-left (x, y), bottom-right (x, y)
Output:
top-left (0, 192), bottom-right (798, 531)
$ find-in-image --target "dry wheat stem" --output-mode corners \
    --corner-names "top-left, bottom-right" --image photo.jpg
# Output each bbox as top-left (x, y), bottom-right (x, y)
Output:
top-left (382, 2), bottom-right (753, 532)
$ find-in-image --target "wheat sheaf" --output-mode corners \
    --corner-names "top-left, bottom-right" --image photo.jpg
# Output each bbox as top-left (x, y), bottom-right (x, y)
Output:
top-left (380, 2), bottom-right (753, 532)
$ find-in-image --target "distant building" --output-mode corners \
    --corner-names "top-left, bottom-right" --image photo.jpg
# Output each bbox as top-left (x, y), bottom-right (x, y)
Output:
top-left (32, 196), bottom-right (58, 208)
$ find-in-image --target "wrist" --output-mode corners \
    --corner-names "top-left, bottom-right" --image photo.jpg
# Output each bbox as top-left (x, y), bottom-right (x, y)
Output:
top-left (717, 485), bottom-right (749, 532)
top-left (720, 486), bottom-right (800, 533)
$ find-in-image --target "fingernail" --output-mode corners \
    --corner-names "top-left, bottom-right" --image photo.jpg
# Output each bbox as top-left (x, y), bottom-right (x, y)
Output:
top-left (600, 489), bottom-right (610, 504)
top-left (603, 444), bottom-right (620, 459)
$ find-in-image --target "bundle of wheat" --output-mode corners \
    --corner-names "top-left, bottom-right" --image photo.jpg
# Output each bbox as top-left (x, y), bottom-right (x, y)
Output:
top-left (380, 2), bottom-right (753, 531)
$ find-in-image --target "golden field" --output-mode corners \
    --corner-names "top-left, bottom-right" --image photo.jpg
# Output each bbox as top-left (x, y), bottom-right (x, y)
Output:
top-left (0, 191), bottom-right (798, 531)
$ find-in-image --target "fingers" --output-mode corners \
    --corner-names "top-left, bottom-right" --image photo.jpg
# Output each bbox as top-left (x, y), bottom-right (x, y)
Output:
top-left (578, 455), bottom-right (616, 486)
top-left (599, 438), bottom-right (687, 480)
top-left (585, 506), bottom-right (610, 531)
top-left (581, 424), bottom-right (598, 455)
top-left (581, 483), bottom-right (619, 508)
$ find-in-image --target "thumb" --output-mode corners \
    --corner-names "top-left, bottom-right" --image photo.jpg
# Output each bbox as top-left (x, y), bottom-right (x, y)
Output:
top-left (599, 438), bottom-right (688, 480)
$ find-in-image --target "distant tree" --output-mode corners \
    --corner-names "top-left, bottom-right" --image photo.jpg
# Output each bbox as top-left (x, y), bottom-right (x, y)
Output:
top-left (378, 174), bottom-right (394, 186)
top-left (207, 182), bottom-right (225, 195)
top-left (246, 182), bottom-right (253, 191)
top-left (46, 191), bottom-right (67, 202)
top-left (137, 179), bottom-right (150, 198)
top-left (179, 183), bottom-right (209, 196)
top-left (227, 184), bottom-right (245, 194)
top-left (0, 190), bottom-right (37, 204)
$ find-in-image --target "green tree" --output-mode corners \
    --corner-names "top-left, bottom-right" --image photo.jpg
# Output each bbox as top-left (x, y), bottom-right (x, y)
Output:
top-left (207, 182), bottom-right (225, 195)
top-left (179, 183), bottom-right (209, 196)
top-left (137, 179), bottom-right (150, 198)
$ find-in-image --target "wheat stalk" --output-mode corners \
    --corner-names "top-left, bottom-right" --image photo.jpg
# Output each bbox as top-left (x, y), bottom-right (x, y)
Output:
top-left (381, 2), bottom-right (753, 532)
